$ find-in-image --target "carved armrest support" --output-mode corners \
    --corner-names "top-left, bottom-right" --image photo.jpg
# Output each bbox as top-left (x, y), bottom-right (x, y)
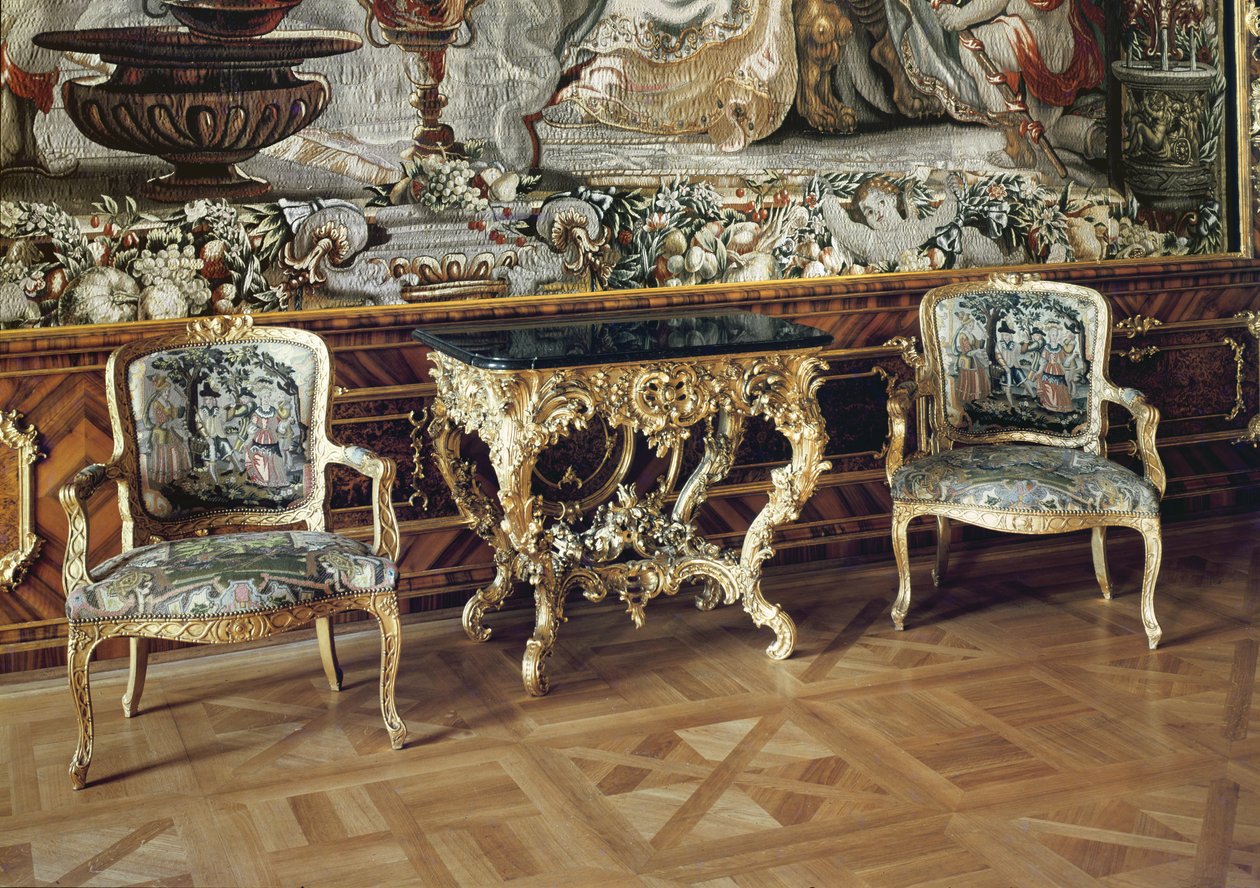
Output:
top-left (1102, 382), bottom-right (1166, 497)
top-left (327, 445), bottom-right (401, 562)
top-left (59, 463), bottom-right (115, 596)
top-left (885, 380), bottom-right (921, 484)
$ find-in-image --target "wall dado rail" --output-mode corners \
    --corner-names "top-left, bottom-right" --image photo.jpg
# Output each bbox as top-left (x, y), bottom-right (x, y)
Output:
top-left (1, 257), bottom-right (1258, 673)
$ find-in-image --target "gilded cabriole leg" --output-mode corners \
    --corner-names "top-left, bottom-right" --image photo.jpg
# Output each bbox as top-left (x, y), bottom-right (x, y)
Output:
top-left (369, 592), bottom-right (407, 749)
top-left (1091, 527), bottom-right (1112, 600)
top-left (121, 637), bottom-right (148, 717)
top-left (522, 556), bottom-right (563, 697)
top-left (932, 516), bottom-right (950, 587)
top-left (890, 506), bottom-right (913, 631)
top-left (673, 410), bottom-right (744, 612)
top-left (67, 624), bottom-right (103, 790)
top-left (315, 617), bottom-right (343, 691)
top-left (502, 455), bottom-right (559, 697)
top-left (1138, 518), bottom-right (1163, 650)
top-left (739, 374), bottom-right (829, 660)
top-left (428, 408), bottom-right (517, 642)
top-left (464, 547), bottom-right (516, 642)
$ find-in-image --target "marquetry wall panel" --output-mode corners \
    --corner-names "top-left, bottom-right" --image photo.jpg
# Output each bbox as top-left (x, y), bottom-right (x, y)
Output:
top-left (2, 259), bottom-right (1258, 672)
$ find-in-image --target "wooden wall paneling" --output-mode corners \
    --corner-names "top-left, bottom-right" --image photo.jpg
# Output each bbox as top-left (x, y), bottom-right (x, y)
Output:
top-left (1, 259), bottom-right (1258, 672)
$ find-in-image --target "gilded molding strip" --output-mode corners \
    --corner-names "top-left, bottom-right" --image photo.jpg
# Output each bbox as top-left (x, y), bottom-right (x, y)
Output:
top-left (1250, 4), bottom-right (1260, 141)
top-left (0, 411), bottom-right (43, 594)
top-left (1235, 311), bottom-right (1260, 445)
top-left (1224, 337), bottom-right (1246, 421)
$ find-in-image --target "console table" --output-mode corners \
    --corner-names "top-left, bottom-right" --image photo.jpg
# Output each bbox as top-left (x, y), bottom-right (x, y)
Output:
top-left (414, 312), bottom-right (833, 695)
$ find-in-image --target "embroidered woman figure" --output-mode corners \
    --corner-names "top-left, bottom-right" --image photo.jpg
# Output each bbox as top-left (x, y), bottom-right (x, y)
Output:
top-left (145, 375), bottom-right (191, 486)
top-left (952, 321), bottom-right (991, 415)
top-left (245, 397), bottom-right (290, 488)
top-left (1035, 321), bottom-right (1075, 412)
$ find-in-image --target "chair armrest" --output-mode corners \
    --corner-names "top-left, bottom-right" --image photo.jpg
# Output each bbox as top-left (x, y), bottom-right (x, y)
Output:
top-left (1102, 382), bottom-right (1166, 497)
top-left (885, 380), bottom-right (921, 484)
top-left (59, 463), bottom-right (114, 596)
top-left (326, 444), bottom-right (401, 562)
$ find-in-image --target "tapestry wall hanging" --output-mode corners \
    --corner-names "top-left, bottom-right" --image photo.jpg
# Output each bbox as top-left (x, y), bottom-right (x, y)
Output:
top-left (0, 0), bottom-right (1254, 328)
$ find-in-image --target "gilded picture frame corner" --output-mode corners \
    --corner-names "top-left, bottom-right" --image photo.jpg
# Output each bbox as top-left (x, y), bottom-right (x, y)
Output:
top-left (0, 409), bottom-right (44, 593)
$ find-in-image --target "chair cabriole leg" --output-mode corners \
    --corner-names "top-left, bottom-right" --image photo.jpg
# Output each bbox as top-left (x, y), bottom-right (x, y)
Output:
top-left (1139, 519), bottom-right (1163, 649)
top-left (122, 637), bottom-right (148, 717)
top-left (1091, 526), bottom-right (1112, 600)
top-left (891, 505), bottom-right (913, 631)
top-left (67, 625), bottom-right (101, 790)
top-left (933, 516), bottom-right (950, 587)
top-left (371, 594), bottom-right (407, 749)
top-left (316, 616), bottom-right (343, 691)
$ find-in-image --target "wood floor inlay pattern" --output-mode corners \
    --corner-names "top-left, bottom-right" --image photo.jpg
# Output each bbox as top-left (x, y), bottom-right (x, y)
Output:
top-left (3, 517), bottom-right (1260, 886)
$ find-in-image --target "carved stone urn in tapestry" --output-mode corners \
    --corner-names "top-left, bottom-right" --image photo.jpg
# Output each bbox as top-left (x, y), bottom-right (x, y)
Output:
top-left (1112, 0), bottom-right (1223, 211)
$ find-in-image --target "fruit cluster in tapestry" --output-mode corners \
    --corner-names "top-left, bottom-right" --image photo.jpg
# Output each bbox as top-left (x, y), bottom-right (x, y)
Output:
top-left (125, 341), bottom-right (317, 519)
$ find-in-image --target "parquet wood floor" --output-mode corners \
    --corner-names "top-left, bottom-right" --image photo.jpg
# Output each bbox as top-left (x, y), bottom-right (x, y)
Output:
top-left (3, 515), bottom-right (1260, 887)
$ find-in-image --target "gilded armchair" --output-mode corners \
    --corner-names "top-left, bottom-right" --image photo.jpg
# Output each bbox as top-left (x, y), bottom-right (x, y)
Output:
top-left (885, 275), bottom-right (1165, 648)
top-left (60, 316), bottom-right (406, 790)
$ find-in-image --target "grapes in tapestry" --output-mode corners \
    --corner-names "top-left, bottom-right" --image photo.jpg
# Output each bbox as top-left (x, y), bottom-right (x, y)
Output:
top-left (126, 342), bottom-right (318, 518)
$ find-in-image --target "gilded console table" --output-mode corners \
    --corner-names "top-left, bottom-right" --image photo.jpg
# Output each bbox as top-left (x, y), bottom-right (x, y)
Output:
top-left (415, 313), bottom-right (832, 695)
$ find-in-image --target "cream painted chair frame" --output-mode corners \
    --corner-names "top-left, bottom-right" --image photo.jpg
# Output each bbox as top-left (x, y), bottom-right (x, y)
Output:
top-left (60, 316), bottom-right (405, 790)
top-left (885, 274), bottom-right (1165, 648)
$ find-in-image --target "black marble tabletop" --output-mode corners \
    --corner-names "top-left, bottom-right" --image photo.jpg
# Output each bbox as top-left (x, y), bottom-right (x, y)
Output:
top-left (413, 312), bottom-right (833, 371)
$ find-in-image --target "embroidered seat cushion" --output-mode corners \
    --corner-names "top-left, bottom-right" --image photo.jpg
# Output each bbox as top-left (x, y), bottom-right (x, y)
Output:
top-left (67, 531), bottom-right (396, 622)
top-left (890, 444), bottom-right (1159, 515)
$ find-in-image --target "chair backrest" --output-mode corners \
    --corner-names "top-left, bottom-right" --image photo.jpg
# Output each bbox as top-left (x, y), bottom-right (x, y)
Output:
top-left (919, 275), bottom-right (1113, 451)
top-left (105, 317), bottom-right (335, 547)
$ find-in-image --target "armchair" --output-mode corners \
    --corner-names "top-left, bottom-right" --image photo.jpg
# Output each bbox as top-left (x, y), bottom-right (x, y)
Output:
top-left (885, 274), bottom-right (1164, 648)
top-left (60, 316), bottom-right (406, 790)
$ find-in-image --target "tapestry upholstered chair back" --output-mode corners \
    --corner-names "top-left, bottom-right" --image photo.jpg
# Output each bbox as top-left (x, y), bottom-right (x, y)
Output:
top-left (884, 274), bottom-right (1165, 651)
top-left (60, 317), bottom-right (405, 790)
top-left (919, 277), bottom-right (1109, 452)
top-left (106, 318), bottom-right (331, 545)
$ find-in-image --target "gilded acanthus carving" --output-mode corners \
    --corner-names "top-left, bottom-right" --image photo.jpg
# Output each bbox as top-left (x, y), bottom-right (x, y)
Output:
top-left (884, 335), bottom-right (926, 372)
top-left (427, 349), bottom-right (830, 696)
top-left (185, 313), bottom-right (254, 342)
top-left (1114, 314), bottom-right (1164, 338)
top-left (0, 410), bottom-right (43, 593)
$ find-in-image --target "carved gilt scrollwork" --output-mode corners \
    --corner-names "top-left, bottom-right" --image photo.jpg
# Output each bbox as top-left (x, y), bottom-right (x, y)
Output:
top-left (884, 335), bottom-right (926, 372)
top-left (1114, 314), bottom-right (1164, 339)
top-left (426, 349), bottom-right (830, 696)
top-left (407, 407), bottom-right (430, 510)
top-left (0, 411), bottom-right (42, 593)
top-left (185, 314), bottom-right (254, 342)
top-left (1120, 345), bottom-right (1161, 363)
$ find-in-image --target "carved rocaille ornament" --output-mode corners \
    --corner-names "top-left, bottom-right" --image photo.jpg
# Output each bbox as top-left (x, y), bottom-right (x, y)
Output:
top-left (0, 411), bottom-right (43, 593)
top-left (426, 350), bottom-right (830, 696)
top-left (1236, 311), bottom-right (1260, 446)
